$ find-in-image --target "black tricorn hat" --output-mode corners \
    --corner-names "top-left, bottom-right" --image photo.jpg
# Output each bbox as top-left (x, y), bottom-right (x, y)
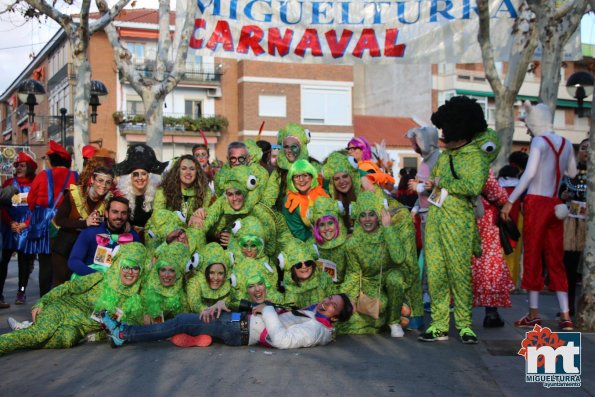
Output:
top-left (113, 143), bottom-right (168, 176)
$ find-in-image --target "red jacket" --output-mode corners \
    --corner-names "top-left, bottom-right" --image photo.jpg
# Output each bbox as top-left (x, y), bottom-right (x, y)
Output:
top-left (27, 167), bottom-right (77, 210)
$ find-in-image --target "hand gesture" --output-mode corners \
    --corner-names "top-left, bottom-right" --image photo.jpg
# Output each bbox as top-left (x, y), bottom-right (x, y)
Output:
top-left (500, 202), bottom-right (512, 222)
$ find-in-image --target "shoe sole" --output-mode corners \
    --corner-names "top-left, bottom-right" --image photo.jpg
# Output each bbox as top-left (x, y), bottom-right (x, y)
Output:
top-left (514, 323), bottom-right (542, 328)
top-left (461, 339), bottom-right (479, 344)
top-left (418, 336), bottom-right (449, 342)
top-left (171, 334), bottom-right (212, 348)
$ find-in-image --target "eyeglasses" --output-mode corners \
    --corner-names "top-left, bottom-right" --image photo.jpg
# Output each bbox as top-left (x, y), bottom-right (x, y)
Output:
top-left (293, 261), bottom-right (315, 270)
top-left (292, 173), bottom-right (313, 181)
top-left (228, 156), bottom-right (247, 165)
top-left (346, 146), bottom-right (361, 152)
top-left (132, 171), bottom-right (148, 178)
top-left (194, 154), bottom-right (209, 159)
top-left (121, 265), bottom-right (140, 273)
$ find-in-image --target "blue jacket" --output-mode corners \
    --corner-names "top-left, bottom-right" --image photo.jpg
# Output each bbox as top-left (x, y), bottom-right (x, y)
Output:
top-left (68, 222), bottom-right (140, 276)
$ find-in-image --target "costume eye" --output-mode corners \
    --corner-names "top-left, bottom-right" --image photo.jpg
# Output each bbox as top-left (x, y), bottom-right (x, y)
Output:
top-left (347, 156), bottom-right (358, 168)
top-left (231, 220), bottom-right (241, 235)
top-left (246, 175), bottom-right (257, 190)
top-left (481, 141), bottom-right (496, 153)
top-left (305, 128), bottom-right (311, 143)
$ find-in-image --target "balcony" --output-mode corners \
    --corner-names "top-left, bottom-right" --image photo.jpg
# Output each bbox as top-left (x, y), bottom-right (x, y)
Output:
top-left (116, 112), bottom-right (228, 136)
top-left (47, 63), bottom-right (77, 92)
top-left (121, 63), bottom-right (222, 84)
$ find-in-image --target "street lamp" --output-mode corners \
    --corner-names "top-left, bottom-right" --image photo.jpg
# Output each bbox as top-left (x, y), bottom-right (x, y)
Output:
top-left (89, 80), bottom-right (108, 123)
top-left (566, 71), bottom-right (594, 118)
top-left (60, 107), bottom-right (68, 144)
top-left (17, 79), bottom-right (45, 124)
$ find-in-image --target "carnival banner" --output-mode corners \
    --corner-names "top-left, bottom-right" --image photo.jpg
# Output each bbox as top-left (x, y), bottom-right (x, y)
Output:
top-left (189, 0), bottom-right (582, 64)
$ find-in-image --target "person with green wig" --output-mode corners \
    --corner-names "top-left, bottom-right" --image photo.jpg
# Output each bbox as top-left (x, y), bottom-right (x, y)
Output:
top-left (321, 151), bottom-right (364, 233)
top-left (198, 165), bottom-right (293, 258)
top-left (282, 159), bottom-right (329, 242)
top-left (186, 242), bottom-right (233, 313)
top-left (281, 238), bottom-right (334, 310)
top-left (0, 242), bottom-right (147, 355)
top-left (308, 196), bottom-right (349, 284)
top-left (141, 242), bottom-right (190, 324)
top-left (227, 216), bottom-right (284, 304)
top-left (341, 191), bottom-right (413, 338)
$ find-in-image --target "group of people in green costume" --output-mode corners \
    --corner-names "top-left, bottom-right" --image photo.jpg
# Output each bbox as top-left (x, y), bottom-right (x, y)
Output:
top-left (1, 95), bottom-right (499, 354)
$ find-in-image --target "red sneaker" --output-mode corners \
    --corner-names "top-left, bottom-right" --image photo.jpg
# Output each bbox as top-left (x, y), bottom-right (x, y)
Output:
top-left (559, 319), bottom-right (575, 331)
top-left (514, 314), bottom-right (542, 328)
top-left (171, 333), bottom-right (212, 348)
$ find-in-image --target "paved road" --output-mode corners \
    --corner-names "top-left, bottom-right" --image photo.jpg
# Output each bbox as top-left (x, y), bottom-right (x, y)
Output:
top-left (0, 259), bottom-right (593, 397)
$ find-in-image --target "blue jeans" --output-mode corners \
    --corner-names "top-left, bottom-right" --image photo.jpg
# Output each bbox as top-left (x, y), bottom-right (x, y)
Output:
top-left (123, 313), bottom-right (244, 346)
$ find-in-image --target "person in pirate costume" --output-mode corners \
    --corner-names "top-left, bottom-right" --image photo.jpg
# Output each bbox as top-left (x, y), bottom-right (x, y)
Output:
top-left (307, 196), bottom-right (349, 284)
top-left (341, 191), bottom-right (413, 338)
top-left (281, 238), bottom-right (334, 310)
top-left (0, 242), bottom-right (146, 355)
top-left (282, 159), bottom-right (329, 242)
top-left (186, 242), bottom-right (233, 313)
top-left (419, 96), bottom-right (490, 344)
top-left (0, 151), bottom-right (37, 306)
top-left (141, 242), bottom-right (190, 324)
top-left (227, 215), bottom-right (284, 304)
top-left (113, 143), bottom-right (167, 235)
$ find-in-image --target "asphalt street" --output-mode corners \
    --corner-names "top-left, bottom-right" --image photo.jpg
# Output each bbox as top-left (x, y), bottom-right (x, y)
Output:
top-left (0, 259), bottom-right (593, 397)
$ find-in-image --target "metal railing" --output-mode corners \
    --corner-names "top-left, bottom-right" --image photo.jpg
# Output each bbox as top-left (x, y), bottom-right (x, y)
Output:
top-left (123, 63), bottom-right (222, 83)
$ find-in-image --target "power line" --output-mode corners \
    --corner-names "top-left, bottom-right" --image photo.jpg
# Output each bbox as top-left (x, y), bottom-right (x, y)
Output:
top-left (0, 41), bottom-right (48, 51)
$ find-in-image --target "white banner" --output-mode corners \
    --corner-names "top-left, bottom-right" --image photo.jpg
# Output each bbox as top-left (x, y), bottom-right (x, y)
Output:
top-left (189, 0), bottom-right (582, 64)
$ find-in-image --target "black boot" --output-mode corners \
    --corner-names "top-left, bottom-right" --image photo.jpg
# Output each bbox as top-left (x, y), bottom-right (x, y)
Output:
top-left (483, 307), bottom-right (504, 328)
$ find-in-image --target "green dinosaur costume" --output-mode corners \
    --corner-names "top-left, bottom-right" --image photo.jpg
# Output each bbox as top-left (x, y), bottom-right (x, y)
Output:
top-left (340, 191), bottom-right (408, 335)
top-left (280, 239), bottom-right (334, 309)
top-left (0, 242), bottom-right (147, 354)
top-left (186, 243), bottom-right (233, 313)
top-left (307, 196), bottom-right (348, 284)
top-left (227, 216), bottom-right (284, 304)
top-left (276, 123), bottom-right (312, 171)
top-left (141, 242), bottom-right (190, 320)
top-left (423, 135), bottom-right (489, 334)
top-left (144, 209), bottom-right (186, 252)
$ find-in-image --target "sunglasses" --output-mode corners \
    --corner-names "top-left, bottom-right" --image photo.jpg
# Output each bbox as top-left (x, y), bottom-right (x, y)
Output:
top-left (229, 156), bottom-right (247, 164)
top-left (346, 146), bottom-right (361, 152)
top-left (293, 261), bottom-right (315, 270)
top-left (121, 265), bottom-right (140, 273)
top-left (132, 171), bottom-right (148, 178)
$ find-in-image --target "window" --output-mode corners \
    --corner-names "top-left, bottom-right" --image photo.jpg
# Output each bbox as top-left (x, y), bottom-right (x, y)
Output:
top-left (126, 100), bottom-right (144, 115)
top-left (301, 87), bottom-right (351, 126)
top-left (127, 43), bottom-right (145, 63)
top-left (438, 90), bottom-right (456, 106)
top-left (259, 95), bottom-right (286, 117)
top-left (403, 157), bottom-right (418, 169)
top-left (185, 100), bottom-right (202, 118)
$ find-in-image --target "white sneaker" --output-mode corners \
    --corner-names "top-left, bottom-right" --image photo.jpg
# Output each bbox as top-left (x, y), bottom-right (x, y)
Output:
top-left (7, 317), bottom-right (33, 331)
top-left (390, 323), bottom-right (404, 338)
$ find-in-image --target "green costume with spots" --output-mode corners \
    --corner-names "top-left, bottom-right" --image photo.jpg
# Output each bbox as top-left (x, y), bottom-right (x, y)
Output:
top-left (307, 196), bottom-right (348, 284)
top-left (281, 239), bottom-right (334, 309)
top-left (144, 209), bottom-right (186, 252)
top-left (0, 243), bottom-right (147, 354)
top-left (141, 242), bottom-right (190, 320)
top-left (229, 257), bottom-right (282, 306)
top-left (340, 192), bottom-right (408, 335)
top-left (199, 165), bottom-right (293, 257)
top-left (186, 243), bottom-right (233, 313)
top-left (227, 216), bottom-right (284, 304)
top-left (424, 138), bottom-right (489, 333)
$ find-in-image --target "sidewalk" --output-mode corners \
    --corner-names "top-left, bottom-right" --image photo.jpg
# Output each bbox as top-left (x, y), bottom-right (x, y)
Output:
top-left (0, 258), bottom-right (593, 397)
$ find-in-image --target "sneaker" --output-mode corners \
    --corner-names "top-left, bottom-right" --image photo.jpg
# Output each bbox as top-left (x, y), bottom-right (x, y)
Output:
top-left (7, 317), bottom-right (33, 331)
top-left (389, 323), bottom-right (404, 338)
top-left (418, 325), bottom-right (449, 342)
top-left (514, 314), bottom-right (542, 328)
top-left (171, 334), bottom-right (213, 347)
top-left (483, 314), bottom-right (505, 328)
top-left (15, 291), bottom-right (26, 305)
top-left (99, 310), bottom-right (125, 347)
top-left (406, 316), bottom-right (425, 331)
top-left (559, 319), bottom-right (575, 331)
top-left (459, 327), bottom-right (478, 344)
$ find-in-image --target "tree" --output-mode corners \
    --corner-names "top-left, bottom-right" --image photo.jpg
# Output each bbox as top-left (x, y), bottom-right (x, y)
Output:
top-left (577, 0), bottom-right (595, 332)
top-left (6, 0), bottom-right (131, 169)
top-left (527, 0), bottom-right (588, 111)
top-left (99, 0), bottom-right (197, 160)
top-left (477, 0), bottom-right (539, 169)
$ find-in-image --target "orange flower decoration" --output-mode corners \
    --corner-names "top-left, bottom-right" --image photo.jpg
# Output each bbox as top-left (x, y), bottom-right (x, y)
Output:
top-left (517, 324), bottom-right (565, 368)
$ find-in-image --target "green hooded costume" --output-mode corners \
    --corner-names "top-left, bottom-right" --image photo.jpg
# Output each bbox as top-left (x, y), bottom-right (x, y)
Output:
top-left (141, 242), bottom-right (190, 321)
top-left (186, 243), bottom-right (233, 313)
top-left (280, 238), bottom-right (333, 309)
top-left (340, 191), bottom-right (409, 335)
top-left (0, 242), bottom-right (147, 355)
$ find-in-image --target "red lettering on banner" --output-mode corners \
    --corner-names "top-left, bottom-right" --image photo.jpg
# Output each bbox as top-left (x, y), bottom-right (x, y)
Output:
top-left (352, 28), bottom-right (381, 58)
top-left (237, 25), bottom-right (265, 55)
top-left (325, 29), bottom-right (353, 59)
top-left (206, 20), bottom-right (235, 52)
top-left (189, 18), bottom-right (206, 49)
top-left (384, 28), bottom-right (406, 57)
top-left (294, 28), bottom-right (323, 57)
top-left (268, 28), bottom-right (294, 57)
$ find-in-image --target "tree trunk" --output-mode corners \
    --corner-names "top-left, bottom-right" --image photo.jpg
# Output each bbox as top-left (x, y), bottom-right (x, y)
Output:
top-left (142, 91), bottom-right (165, 160)
top-left (71, 44), bottom-right (91, 171)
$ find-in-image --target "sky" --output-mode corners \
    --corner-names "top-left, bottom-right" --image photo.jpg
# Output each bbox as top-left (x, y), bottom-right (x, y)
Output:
top-left (0, 3), bottom-right (593, 95)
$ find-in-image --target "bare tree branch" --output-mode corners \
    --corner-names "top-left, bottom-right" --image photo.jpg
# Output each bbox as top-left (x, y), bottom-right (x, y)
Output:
top-left (89, 0), bottom-right (130, 34)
